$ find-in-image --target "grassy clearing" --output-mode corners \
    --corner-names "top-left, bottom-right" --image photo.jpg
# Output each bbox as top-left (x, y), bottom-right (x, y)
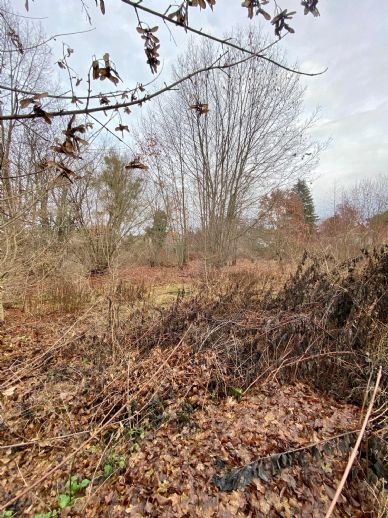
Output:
top-left (151, 282), bottom-right (194, 306)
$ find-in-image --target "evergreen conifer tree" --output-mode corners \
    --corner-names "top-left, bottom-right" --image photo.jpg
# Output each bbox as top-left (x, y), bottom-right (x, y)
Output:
top-left (293, 179), bottom-right (318, 228)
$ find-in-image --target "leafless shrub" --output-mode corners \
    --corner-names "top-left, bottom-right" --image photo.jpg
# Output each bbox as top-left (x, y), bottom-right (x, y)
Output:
top-left (24, 274), bottom-right (91, 314)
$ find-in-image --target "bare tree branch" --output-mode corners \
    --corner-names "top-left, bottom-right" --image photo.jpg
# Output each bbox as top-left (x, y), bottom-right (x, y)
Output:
top-left (0, 53), bottom-right (257, 121)
top-left (0, 26), bottom-right (96, 54)
top-left (0, 76), bottom-right (159, 101)
top-left (121, 0), bottom-right (327, 77)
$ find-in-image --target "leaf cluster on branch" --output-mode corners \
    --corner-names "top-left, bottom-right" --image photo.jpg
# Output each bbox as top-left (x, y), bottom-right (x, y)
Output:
top-left (19, 92), bottom-right (49, 109)
top-left (92, 53), bottom-right (121, 86)
top-left (125, 157), bottom-right (149, 171)
top-left (241, 0), bottom-right (271, 21)
top-left (271, 9), bottom-right (296, 36)
top-left (136, 25), bottom-right (160, 74)
top-left (6, 28), bottom-right (23, 53)
top-left (41, 160), bottom-right (78, 183)
top-left (121, 0), bottom-right (321, 74)
top-left (51, 114), bottom-right (91, 159)
top-left (301, 0), bottom-right (320, 17)
top-left (188, 102), bottom-right (209, 115)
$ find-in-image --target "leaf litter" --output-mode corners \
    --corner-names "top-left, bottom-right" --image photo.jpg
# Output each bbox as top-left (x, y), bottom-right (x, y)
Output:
top-left (0, 249), bottom-right (387, 516)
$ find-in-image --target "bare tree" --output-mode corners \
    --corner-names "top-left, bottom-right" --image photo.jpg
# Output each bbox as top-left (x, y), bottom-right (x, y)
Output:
top-left (0, 2), bottom-right (70, 316)
top-left (138, 30), bottom-right (320, 266)
top-left (341, 175), bottom-right (388, 222)
top-left (0, 2), bottom-right (58, 219)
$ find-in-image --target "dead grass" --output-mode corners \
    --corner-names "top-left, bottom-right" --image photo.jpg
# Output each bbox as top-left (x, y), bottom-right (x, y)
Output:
top-left (23, 275), bottom-right (92, 314)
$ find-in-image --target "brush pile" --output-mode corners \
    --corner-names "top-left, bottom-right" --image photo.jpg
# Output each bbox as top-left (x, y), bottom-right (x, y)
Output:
top-left (125, 245), bottom-right (388, 401)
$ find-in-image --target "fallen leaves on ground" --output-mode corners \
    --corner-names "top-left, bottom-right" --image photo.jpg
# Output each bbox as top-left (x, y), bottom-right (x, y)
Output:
top-left (0, 311), bottom-right (370, 517)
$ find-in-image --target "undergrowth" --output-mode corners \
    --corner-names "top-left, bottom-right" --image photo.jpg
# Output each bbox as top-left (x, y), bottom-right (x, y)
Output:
top-left (0, 248), bottom-right (387, 515)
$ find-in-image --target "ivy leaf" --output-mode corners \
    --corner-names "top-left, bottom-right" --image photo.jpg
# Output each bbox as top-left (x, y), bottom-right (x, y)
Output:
top-left (58, 494), bottom-right (71, 509)
top-left (104, 464), bottom-right (113, 477)
top-left (79, 478), bottom-right (90, 489)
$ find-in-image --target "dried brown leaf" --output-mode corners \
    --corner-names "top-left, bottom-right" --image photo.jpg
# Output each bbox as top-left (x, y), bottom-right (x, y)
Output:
top-left (115, 124), bottom-right (129, 133)
top-left (33, 105), bottom-right (52, 124)
top-left (20, 98), bottom-right (34, 109)
top-left (125, 158), bottom-right (149, 171)
top-left (92, 60), bottom-right (100, 80)
top-left (258, 9), bottom-right (271, 21)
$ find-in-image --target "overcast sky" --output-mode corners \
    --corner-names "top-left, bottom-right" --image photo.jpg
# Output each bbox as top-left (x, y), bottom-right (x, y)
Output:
top-left (13, 0), bottom-right (388, 217)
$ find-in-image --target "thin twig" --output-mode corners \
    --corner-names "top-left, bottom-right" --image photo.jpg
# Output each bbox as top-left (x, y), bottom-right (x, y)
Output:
top-left (325, 366), bottom-right (383, 518)
top-left (1, 28), bottom-right (96, 54)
